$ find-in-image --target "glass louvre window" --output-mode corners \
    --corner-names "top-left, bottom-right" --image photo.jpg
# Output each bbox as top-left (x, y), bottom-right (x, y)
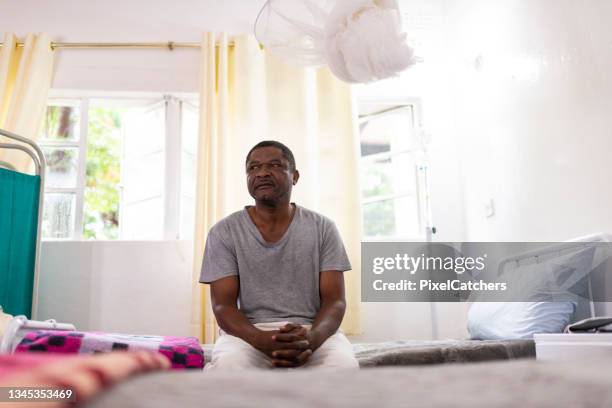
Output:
top-left (40, 100), bottom-right (81, 238)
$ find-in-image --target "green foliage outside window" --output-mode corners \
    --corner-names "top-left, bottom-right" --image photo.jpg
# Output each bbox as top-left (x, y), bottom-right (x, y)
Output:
top-left (362, 164), bottom-right (395, 237)
top-left (44, 105), bottom-right (78, 141)
top-left (83, 107), bottom-right (122, 240)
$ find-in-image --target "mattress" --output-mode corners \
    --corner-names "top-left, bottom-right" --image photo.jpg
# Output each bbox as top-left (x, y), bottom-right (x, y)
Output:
top-left (83, 357), bottom-right (612, 407)
top-left (201, 339), bottom-right (535, 367)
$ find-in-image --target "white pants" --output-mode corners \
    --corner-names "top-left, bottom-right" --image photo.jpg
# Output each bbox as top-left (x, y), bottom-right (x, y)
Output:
top-left (206, 321), bottom-right (359, 370)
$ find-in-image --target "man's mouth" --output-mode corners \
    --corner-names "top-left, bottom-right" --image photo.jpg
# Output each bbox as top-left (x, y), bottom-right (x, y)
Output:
top-left (255, 182), bottom-right (274, 190)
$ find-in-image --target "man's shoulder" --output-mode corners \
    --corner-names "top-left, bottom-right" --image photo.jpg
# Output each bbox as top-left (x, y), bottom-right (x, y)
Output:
top-left (209, 209), bottom-right (246, 234)
top-left (297, 205), bottom-right (335, 227)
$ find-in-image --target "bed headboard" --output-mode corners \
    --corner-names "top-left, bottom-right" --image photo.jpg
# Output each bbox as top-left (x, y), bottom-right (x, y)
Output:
top-left (0, 128), bottom-right (46, 320)
top-left (496, 233), bottom-right (612, 322)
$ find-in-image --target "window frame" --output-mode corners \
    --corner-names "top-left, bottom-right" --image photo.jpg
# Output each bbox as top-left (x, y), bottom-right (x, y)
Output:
top-left (357, 98), bottom-right (429, 242)
top-left (42, 90), bottom-right (199, 241)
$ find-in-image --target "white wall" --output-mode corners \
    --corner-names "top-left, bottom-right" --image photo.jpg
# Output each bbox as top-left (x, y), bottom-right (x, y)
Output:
top-left (38, 241), bottom-right (193, 336)
top-left (0, 0), bottom-right (265, 92)
top-left (445, 0), bottom-right (612, 242)
top-left (440, 0), bottom-right (612, 325)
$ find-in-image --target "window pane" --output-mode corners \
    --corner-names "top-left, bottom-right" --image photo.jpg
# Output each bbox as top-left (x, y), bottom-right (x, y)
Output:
top-left (363, 199), bottom-right (396, 237)
top-left (182, 104), bottom-right (199, 155)
top-left (42, 193), bottom-right (76, 239)
top-left (363, 196), bottom-right (421, 239)
top-left (359, 103), bottom-right (423, 240)
top-left (41, 103), bottom-right (80, 141)
top-left (180, 195), bottom-right (195, 240)
top-left (121, 102), bottom-right (166, 240)
top-left (394, 195), bottom-right (421, 238)
top-left (123, 104), bottom-right (165, 156)
top-left (362, 158), bottom-right (394, 199)
top-left (360, 106), bottom-right (417, 157)
top-left (42, 147), bottom-right (79, 189)
top-left (122, 151), bottom-right (164, 203)
top-left (83, 107), bottom-right (122, 240)
top-left (360, 122), bottom-right (390, 157)
top-left (181, 152), bottom-right (196, 199)
top-left (362, 153), bottom-right (416, 199)
top-left (180, 103), bottom-right (198, 240)
top-left (121, 197), bottom-right (164, 240)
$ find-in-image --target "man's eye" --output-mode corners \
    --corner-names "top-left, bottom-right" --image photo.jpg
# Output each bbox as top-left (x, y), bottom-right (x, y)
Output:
top-left (272, 163), bottom-right (282, 168)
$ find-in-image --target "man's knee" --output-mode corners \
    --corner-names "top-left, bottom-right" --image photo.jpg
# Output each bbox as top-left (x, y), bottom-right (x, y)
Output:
top-left (314, 350), bottom-right (359, 369)
top-left (208, 351), bottom-right (259, 370)
top-left (207, 336), bottom-right (271, 370)
top-left (306, 333), bottom-right (359, 369)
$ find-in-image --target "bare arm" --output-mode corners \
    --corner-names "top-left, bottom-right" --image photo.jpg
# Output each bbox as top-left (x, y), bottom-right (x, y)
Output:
top-left (257, 271), bottom-right (345, 366)
top-left (209, 276), bottom-right (260, 344)
top-left (209, 276), bottom-right (309, 357)
top-left (307, 270), bottom-right (346, 351)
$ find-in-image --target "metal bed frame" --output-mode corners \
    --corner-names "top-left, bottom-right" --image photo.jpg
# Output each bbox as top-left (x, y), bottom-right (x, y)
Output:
top-left (497, 233), bottom-right (612, 319)
top-left (0, 128), bottom-right (46, 320)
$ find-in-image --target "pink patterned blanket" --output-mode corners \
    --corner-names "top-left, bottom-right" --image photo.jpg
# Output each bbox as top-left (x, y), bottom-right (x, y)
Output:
top-left (15, 330), bottom-right (204, 370)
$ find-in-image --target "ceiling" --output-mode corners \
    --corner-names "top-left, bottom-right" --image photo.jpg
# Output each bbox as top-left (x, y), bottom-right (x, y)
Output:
top-left (0, 0), bottom-right (268, 40)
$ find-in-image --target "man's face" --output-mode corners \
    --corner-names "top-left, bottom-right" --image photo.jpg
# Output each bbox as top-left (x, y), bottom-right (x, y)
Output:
top-left (246, 146), bottom-right (298, 204)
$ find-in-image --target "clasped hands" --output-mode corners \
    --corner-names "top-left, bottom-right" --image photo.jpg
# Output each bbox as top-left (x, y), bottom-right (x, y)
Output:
top-left (254, 323), bottom-right (317, 368)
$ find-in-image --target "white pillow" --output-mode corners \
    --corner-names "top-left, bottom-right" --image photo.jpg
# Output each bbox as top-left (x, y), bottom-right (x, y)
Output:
top-left (467, 247), bottom-right (595, 340)
top-left (468, 301), bottom-right (576, 340)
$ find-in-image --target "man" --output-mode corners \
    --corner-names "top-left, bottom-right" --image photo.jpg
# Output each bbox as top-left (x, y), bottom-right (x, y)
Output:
top-left (200, 140), bottom-right (358, 370)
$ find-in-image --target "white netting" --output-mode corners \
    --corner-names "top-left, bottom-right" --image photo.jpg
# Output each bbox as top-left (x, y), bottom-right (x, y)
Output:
top-left (254, 0), bottom-right (420, 83)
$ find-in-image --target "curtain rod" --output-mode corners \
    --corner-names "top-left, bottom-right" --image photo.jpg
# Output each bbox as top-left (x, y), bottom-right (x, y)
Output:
top-left (0, 41), bottom-right (247, 51)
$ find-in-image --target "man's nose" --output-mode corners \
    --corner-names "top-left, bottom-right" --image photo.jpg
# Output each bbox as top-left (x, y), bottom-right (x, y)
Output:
top-left (255, 164), bottom-right (273, 176)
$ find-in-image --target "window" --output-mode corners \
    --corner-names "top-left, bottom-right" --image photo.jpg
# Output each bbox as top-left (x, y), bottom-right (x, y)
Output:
top-left (40, 100), bottom-right (82, 239)
top-left (40, 92), bottom-right (198, 240)
top-left (358, 102), bottom-right (429, 240)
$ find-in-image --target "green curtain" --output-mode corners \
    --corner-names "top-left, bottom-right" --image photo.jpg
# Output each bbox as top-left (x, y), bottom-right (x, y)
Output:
top-left (0, 167), bottom-right (41, 318)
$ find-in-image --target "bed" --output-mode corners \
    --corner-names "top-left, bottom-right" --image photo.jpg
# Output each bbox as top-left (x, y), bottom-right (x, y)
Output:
top-left (82, 357), bottom-right (612, 407)
top-left (0, 127), bottom-right (46, 320)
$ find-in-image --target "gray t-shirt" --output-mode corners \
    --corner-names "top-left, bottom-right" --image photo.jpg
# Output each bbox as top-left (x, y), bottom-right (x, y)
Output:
top-left (199, 204), bottom-right (351, 325)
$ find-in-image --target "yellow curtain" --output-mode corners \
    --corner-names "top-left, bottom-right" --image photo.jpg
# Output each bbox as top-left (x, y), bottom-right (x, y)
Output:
top-left (0, 33), bottom-right (54, 172)
top-left (190, 32), bottom-right (230, 343)
top-left (191, 33), bottom-right (362, 344)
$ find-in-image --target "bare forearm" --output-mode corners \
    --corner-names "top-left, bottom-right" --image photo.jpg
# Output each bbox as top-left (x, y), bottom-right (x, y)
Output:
top-left (213, 304), bottom-right (264, 346)
top-left (308, 299), bottom-right (346, 350)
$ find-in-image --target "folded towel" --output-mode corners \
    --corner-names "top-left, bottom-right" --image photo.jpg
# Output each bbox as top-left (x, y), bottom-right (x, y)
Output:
top-left (15, 330), bottom-right (205, 369)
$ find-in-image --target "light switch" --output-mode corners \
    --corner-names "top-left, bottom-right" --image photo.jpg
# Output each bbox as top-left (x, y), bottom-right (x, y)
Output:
top-left (484, 198), bottom-right (495, 218)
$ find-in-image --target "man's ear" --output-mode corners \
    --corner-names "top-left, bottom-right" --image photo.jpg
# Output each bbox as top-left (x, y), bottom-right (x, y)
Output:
top-left (292, 170), bottom-right (300, 185)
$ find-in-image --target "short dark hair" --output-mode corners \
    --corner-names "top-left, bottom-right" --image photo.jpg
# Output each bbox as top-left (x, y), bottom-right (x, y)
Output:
top-left (245, 140), bottom-right (296, 172)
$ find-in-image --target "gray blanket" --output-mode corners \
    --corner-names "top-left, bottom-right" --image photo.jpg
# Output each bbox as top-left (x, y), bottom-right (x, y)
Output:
top-left (85, 358), bottom-right (612, 407)
top-left (353, 339), bottom-right (535, 367)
